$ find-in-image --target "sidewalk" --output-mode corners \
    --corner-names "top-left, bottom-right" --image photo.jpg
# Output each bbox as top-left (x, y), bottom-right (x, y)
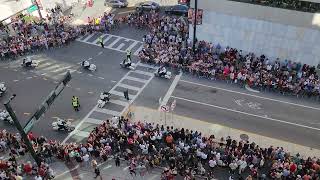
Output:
top-left (129, 105), bottom-right (320, 158)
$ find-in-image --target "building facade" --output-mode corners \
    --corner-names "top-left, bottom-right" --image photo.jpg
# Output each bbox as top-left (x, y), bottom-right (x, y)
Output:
top-left (189, 0), bottom-right (320, 66)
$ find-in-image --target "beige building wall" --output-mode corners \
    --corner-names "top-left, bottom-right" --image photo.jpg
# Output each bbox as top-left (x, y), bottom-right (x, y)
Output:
top-left (190, 0), bottom-right (320, 66)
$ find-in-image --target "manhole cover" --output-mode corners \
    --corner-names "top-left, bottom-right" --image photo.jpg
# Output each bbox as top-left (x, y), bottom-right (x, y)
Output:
top-left (240, 134), bottom-right (249, 141)
top-left (210, 89), bottom-right (217, 93)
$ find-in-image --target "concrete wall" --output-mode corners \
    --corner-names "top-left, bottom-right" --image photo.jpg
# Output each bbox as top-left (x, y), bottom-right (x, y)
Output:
top-left (190, 0), bottom-right (320, 66)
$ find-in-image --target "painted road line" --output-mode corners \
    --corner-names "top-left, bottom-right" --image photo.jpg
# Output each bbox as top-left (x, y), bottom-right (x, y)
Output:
top-left (245, 84), bottom-right (260, 93)
top-left (13, 80), bottom-right (19, 82)
top-left (109, 89), bottom-right (136, 99)
top-left (103, 35), bottom-right (113, 44)
top-left (51, 66), bottom-right (73, 73)
top-left (117, 83), bottom-right (141, 91)
top-left (57, 69), bottom-right (77, 76)
top-left (98, 76), bottom-right (104, 79)
top-left (84, 117), bottom-right (104, 125)
top-left (125, 76), bottom-right (148, 83)
top-left (103, 165), bottom-right (112, 170)
top-left (107, 37), bottom-right (121, 48)
top-left (123, 166), bottom-right (130, 171)
top-left (82, 33), bottom-right (95, 42)
top-left (134, 70), bottom-right (154, 77)
top-left (26, 77), bottom-right (32, 79)
top-left (133, 45), bottom-right (143, 56)
top-left (137, 63), bottom-right (158, 70)
top-left (37, 62), bottom-right (53, 69)
top-left (109, 99), bottom-right (129, 107)
top-left (180, 80), bottom-right (320, 111)
top-left (94, 108), bottom-right (121, 117)
top-left (172, 96), bottom-right (320, 131)
top-left (126, 41), bottom-right (138, 51)
top-left (54, 165), bottom-right (80, 179)
top-left (159, 73), bottom-right (182, 109)
top-left (75, 130), bottom-right (90, 137)
top-left (41, 64), bottom-right (60, 71)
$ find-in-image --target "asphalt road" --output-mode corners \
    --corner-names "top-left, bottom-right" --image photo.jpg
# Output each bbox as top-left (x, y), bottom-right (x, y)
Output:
top-left (168, 75), bottom-right (320, 149)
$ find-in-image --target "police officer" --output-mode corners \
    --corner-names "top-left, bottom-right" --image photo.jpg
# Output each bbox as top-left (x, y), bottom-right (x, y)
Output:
top-left (72, 96), bottom-right (80, 111)
top-left (126, 50), bottom-right (131, 60)
top-left (99, 36), bottom-right (104, 48)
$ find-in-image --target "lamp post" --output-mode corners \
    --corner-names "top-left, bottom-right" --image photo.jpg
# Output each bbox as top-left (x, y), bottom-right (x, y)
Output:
top-left (192, 0), bottom-right (198, 53)
top-left (4, 94), bottom-right (42, 166)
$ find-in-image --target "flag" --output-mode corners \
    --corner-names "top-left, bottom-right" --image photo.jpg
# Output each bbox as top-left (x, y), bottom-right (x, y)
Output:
top-left (171, 99), bottom-right (176, 111)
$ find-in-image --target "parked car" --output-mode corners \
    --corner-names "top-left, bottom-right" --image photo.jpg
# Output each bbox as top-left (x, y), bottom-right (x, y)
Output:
top-left (136, 1), bottom-right (160, 11)
top-left (165, 4), bottom-right (188, 16)
top-left (104, 0), bottom-right (128, 8)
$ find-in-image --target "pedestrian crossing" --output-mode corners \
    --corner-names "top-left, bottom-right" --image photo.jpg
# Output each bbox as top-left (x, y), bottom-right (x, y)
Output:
top-left (64, 62), bottom-right (158, 143)
top-left (5, 56), bottom-right (81, 80)
top-left (76, 32), bottom-right (144, 56)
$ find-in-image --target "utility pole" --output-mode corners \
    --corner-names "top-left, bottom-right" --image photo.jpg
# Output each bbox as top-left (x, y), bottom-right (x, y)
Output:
top-left (4, 95), bottom-right (42, 166)
top-left (192, 0), bottom-right (198, 53)
top-left (33, 0), bottom-right (43, 20)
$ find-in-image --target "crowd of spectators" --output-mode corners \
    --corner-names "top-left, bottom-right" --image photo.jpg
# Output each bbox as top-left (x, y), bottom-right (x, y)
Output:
top-left (231, 0), bottom-right (320, 13)
top-left (137, 11), bottom-right (320, 99)
top-left (0, 116), bottom-right (319, 179)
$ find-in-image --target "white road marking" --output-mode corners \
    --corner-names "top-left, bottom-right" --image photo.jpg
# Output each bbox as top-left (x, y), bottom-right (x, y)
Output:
top-left (54, 165), bottom-right (79, 179)
top-left (107, 37), bottom-right (121, 48)
top-left (13, 80), bottom-right (19, 82)
top-left (41, 73), bottom-right (47, 76)
top-left (102, 35), bottom-right (113, 44)
top-left (41, 64), bottom-right (60, 71)
top-left (181, 80), bottom-right (320, 111)
top-left (51, 66), bottom-right (73, 73)
top-left (82, 33), bottom-right (95, 42)
top-left (22, 72), bottom-right (27, 75)
top-left (123, 166), bottom-right (130, 171)
top-left (109, 89), bottom-right (135, 98)
top-left (98, 77), bottom-right (104, 79)
top-left (37, 62), bottom-right (53, 69)
top-left (235, 99), bottom-right (244, 106)
top-left (76, 88), bottom-right (81, 91)
top-left (126, 41), bottom-right (138, 51)
top-left (159, 73), bottom-right (182, 109)
top-left (117, 83), bottom-right (141, 91)
top-left (76, 71), bottom-right (82, 74)
top-left (75, 130), bottom-right (90, 137)
top-left (125, 76), bottom-right (148, 83)
top-left (137, 63), bottom-right (158, 70)
top-left (26, 77), bottom-right (32, 79)
top-left (85, 117), bottom-right (104, 125)
top-left (88, 74), bottom-right (93, 77)
top-left (88, 92), bottom-right (94, 94)
top-left (103, 165), bottom-right (112, 170)
top-left (133, 45), bottom-right (143, 56)
top-left (172, 96), bottom-right (320, 131)
top-left (98, 51), bottom-right (103, 56)
top-left (111, 80), bottom-right (117, 83)
top-left (245, 84), bottom-right (260, 93)
top-left (109, 99), bottom-right (129, 107)
top-left (134, 70), bottom-right (154, 77)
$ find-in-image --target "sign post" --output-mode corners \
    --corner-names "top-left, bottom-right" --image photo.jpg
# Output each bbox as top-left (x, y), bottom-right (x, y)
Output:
top-left (170, 99), bottom-right (176, 124)
top-left (160, 105), bottom-right (169, 126)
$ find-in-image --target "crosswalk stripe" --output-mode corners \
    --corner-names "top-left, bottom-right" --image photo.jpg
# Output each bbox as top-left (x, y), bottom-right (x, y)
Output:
top-left (92, 33), bottom-right (107, 44)
top-left (137, 63), bottom-right (158, 70)
top-left (125, 76), bottom-right (148, 83)
top-left (41, 64), bottom-right (60, 71)
top-left (37, 62), bottom-right (53, 69)
top-left (94, 108), bottom-right (120, 116)
top-left (82, 33), bottom-right (95, 42)
top-left (133, 70), bottom-right (154, 77)
top-left (125, 41), bottom-right (138, 51)
top-left (133, 44), bottom-right (143, 56)
top-left (103, 165), bottom-right (112, 170)
top-left (109, 99), bottom-right (128, 107)
top-left (103, 35), bottom-right (113, 44)
top-left (57, 69), bottom-right (77, 76)
top-left (109, 89), bottom-right (135, 98)
top-left (51, 66), bottom-right (73, 73)
top-left (75, 130), bottom-right (90, 137)
top-left (107, 37), bottom-right (121, 48)
top-left (84, 118), bottom-right (104, 125)
top-left (117, 83), bottom-right (141, 91)
top-left (123, 166), bottom-right (129, 171)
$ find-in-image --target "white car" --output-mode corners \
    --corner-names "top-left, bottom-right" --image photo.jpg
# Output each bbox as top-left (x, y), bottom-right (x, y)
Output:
top-left (105, 0), bottom-right (128, 8)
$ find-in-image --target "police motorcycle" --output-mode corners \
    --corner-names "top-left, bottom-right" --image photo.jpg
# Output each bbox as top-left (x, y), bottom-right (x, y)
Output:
top-left (81, 60), bottom-right (97, 72)
top-left (0, 82), bottom-right (6, 97)
top-left (21, 57), bottom-right (39, 68)
top-left (97, 92), bottom-right (111, 108)
top-left (120, 57), bottom-right (136, 70)
top-left (52, 118), bottom-right (75, 131)
top-left (155, 66), bottom-right (172, 79)
top-left (0, 110), bottom-right (13, 124)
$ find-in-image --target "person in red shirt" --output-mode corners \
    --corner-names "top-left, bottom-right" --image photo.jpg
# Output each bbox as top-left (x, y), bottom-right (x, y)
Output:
top-left (289, 162), bottom-right (297, 173)
top-left (23, 161), bottom-right (32, 175)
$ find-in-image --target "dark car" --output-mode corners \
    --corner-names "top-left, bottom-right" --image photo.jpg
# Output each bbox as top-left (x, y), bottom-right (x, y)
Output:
top-left (136, 1), bottom-right (160, 11)
top-left (165, 4), bottom-right (188, 16)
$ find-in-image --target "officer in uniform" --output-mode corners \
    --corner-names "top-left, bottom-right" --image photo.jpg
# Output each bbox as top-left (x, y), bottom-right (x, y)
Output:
top-left (72, 96), bottom-right (80, 111)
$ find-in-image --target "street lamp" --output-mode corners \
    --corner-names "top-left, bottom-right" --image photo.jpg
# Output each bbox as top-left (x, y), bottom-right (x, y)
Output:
top-left (4, 94), bottom-right (42, 166)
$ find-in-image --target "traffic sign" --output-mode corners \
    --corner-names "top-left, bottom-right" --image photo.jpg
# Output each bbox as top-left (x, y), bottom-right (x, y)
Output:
top-left (160, 105), bottom-right (169, 112)
top-left (27, 5), bottom-right (38, 13)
